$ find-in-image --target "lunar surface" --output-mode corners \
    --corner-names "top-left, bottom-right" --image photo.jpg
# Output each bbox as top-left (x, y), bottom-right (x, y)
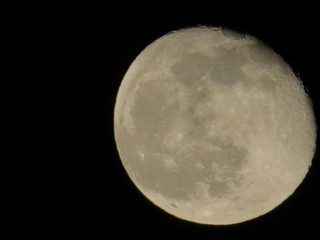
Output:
top-left (114, 26), bottom-right (316, 225)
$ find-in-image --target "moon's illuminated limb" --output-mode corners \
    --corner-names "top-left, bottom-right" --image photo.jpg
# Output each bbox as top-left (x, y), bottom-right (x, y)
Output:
top-left (114, 26), bottom-right (317, 225)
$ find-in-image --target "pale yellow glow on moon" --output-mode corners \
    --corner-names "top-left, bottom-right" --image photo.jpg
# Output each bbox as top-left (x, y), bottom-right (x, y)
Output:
top-left (114, 26), bottom-right (317, 225)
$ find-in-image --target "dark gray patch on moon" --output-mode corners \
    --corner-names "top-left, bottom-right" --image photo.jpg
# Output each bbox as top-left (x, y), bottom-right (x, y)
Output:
top-left (207, 179), bottom-right (230, 197)
top-left (130, 79), bottom-right (181, 148)
top-left (170, 202), bottom-right (178, 208)
top-left (208, 49), bottom-right (248, 86)
top-left (171, 54), bottom-right (210, 85)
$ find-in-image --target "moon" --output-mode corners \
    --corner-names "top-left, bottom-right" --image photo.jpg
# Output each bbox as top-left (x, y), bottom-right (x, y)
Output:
top-left (113, 26), bottom-right (317, 225)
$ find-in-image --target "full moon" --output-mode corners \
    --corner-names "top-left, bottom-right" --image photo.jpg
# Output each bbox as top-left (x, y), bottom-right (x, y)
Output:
top-left (113, 26), bottom-right (317, 225)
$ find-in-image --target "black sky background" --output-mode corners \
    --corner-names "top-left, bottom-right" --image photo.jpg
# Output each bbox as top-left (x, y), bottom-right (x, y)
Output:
top-left (92, 5), bottom-right (319, 238)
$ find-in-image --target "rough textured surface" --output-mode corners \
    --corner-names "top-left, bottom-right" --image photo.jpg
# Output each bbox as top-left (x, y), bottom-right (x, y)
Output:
top-left (114, 27), bottom-right (317, 225)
